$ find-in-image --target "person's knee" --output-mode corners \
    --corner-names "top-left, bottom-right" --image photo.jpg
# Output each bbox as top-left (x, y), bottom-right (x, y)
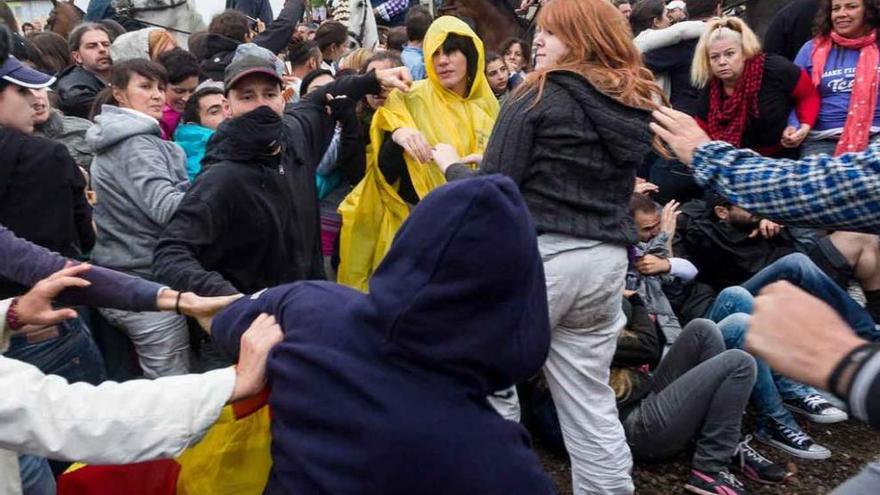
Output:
top-left (776, 252), bottom-right (813, 274)
top-left (720, 348), bottom-right (757, 379)
top-left (717, 312), bottom-right (750, 348)
top-left (683, 318), bottom-right (724, 344)
top-left (718, 285), bottom-right (751, 302)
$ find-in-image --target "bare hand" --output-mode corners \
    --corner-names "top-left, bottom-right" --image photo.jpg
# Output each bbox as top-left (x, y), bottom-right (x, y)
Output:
top-left (393, 127), bottom-right (432, 163)
top-left (749, 219), bottom-right (782, 239)
top-left (745, 282), bottom-right (863, 393)
top-left (634, 178), bottom-right (659, 195)
top-left (635, 254), bottom-right (671, 276)
top-left (230, 313), bottom-right (283, 401)
top-left (15, 263), bottom-right (92, 326)
top-left (781, 124), bottom-right (810, 149)
top-left (184, 294), bottom-right (243, 333)
top-left (650, 106), bottom-right (711, 166)
top-left (660, 200), bottom-right (681, 238)
top-left (430, 143), bottom-right (462, 172)
top-left (460, 153), bottom-right (483, 165)
top-left (375, 66), bottom-right (413, 94)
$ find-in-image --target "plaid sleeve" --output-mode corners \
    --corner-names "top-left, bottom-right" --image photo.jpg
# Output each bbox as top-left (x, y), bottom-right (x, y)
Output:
top-left (374, 0), bottom-right (409, 21)
top-left (691, 140), bottom-right (880, 234)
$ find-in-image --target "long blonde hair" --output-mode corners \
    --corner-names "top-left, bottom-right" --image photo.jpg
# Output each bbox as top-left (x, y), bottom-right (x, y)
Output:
top-left (691, 17), bottom-right (763, 88)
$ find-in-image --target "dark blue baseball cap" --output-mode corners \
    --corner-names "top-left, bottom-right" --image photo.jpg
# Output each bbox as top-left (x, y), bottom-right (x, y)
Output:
top-left (0, 56), bottom-right (55, 89)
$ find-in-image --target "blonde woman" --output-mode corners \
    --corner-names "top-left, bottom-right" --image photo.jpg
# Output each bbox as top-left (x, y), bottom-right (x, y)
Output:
top-left (692, 17), bottom-right (819, 156)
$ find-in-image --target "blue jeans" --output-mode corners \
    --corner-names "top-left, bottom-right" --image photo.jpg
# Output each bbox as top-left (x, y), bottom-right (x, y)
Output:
top-left (18, 455), bottom-right (55, 495)
top-left (706, 286), bottom-right (812, 431)
top-left (4, 316), bottom-right (106, 384)
top-left (740, 253), bottom-right (878, 340)
top-left (84, 0), bottom-right (113, 21)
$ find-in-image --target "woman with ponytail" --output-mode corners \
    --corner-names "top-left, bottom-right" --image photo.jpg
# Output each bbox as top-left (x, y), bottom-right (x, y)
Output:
top-left (794, 0), bottom-right (880, 156)
top-left (431, 0), bottom-right (665, 492)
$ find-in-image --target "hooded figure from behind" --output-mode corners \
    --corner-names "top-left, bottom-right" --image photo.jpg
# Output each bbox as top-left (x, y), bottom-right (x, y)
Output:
top-left (337, 16), bottom-right (500, 291)
top-left (212, 175), bottom-right (555, 495)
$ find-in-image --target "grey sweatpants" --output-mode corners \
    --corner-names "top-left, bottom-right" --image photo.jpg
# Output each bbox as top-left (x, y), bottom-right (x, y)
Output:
top-left (831, 461), bottom-right (880, 494)
top-left (539, 235), bottom-right (634, 495)
top-left (99, 308), bottom-right (190, 378)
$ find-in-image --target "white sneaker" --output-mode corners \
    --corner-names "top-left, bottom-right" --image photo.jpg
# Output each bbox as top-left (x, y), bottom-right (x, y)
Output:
top-left (784, 394), bottom-right (848, 424)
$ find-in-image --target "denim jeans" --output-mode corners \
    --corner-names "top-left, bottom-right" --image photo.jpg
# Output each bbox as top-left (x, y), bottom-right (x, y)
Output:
top-left (740, 253), bottom-right (878, 340)
top-left (623, 320), bottom-right (756, 473)
top-left (4, 316), bottom-right (106, 384)
top-left (18, 455), bottom-right (55, 495)
top-left (705, 286), bottom-right (812, 431)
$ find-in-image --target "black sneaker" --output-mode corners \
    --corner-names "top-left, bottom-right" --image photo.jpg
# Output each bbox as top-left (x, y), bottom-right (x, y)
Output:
top-left (732, 435), bottom-right (791, 484)
top-left (755, 420), bottom-right (831, 460)
top-left (685, 469), bottom-right (751, 495)
top-left (784, 394), bottom-right (848, 424)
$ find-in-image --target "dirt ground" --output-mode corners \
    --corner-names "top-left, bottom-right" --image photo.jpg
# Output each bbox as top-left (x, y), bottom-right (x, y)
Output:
top-left (535, 415), bottom-right (880, 494)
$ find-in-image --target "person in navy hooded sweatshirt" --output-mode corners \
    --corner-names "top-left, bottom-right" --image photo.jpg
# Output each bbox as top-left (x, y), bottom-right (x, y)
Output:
top-left (209, 174), bottom-right (555, 495)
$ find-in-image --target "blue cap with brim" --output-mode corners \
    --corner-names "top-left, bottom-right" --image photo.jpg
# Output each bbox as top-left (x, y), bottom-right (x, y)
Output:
top-left (0, 56), bottom-right (55, 89)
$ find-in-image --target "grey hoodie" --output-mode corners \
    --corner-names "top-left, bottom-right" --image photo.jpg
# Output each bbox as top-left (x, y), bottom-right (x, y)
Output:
top-left (88, 105), bottom-right (188, 278)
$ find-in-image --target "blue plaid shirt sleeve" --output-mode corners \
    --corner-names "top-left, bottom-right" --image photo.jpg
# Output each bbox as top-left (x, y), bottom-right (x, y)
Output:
top-left (374, 0), bottom-right (409, 21)
top-left (691, 140), bottom-right (880, 234)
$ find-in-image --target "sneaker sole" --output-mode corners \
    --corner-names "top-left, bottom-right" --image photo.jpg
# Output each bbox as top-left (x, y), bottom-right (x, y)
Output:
top-left (784, 404), bottom-right (848, 424)
top-left (684, 483), bottom-right (739, 495)
top-left (755, 434), bottom-right (832, 460)
top-left (736, 463), bottom-right (791, 485)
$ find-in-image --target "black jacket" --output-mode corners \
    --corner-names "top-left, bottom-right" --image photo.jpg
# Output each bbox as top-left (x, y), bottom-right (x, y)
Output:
top-left (612, 295), bottom-right (663, 415)
top-left (764, 0), bottom-right (820, 61)
top-left (153, 73), bottom-right (382, 296)
top-left (200, 0), bottom-right (303, 81)
top-left (54, 65), bottom-right (107, 119)
top-left (447, 71), bottom-right (652, 246)
top-left (674, 199), bottom-right (796, 292)
top-left (0, 129), bottom-right (94, 298)
top-left (643, 38), bottom-right (701, 115)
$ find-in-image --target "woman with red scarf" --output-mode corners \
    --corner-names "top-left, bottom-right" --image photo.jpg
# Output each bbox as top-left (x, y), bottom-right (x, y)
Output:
top-left (692, 17), bottom-right (820, 158)
top-left (793, 0), bottom-right (880, 156)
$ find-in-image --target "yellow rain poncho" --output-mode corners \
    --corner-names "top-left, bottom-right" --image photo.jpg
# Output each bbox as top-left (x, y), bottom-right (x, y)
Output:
top-left (337, 16), bottom-right (499, 291)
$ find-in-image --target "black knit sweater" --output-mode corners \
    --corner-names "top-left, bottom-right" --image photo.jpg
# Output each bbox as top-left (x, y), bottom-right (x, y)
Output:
top-left (447, 71), bottom-right (654, 245)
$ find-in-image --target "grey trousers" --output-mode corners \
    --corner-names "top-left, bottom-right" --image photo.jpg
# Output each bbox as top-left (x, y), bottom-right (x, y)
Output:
top-left (831, 461), bottom-right (880, 494)
top-left (622, 320), bottom-right (756, 473)
top-left (539, 235), bottom-right (634, 495)
top-left (99, 308), bottom-right (190, 378)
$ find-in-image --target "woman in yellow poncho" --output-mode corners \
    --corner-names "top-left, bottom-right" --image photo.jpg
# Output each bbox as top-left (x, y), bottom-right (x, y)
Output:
top-left (337, 16), bottom-right (499, 291)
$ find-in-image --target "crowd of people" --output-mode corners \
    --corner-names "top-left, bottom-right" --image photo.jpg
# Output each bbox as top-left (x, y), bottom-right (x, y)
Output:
top-left (1, 0), bottom-right (880, 494)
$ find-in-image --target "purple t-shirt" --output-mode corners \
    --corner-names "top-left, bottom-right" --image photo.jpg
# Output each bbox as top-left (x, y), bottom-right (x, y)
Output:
top-left (792, 39), bottom-right (880, 136)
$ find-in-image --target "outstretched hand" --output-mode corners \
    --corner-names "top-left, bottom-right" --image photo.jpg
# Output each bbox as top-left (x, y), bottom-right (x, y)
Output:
top-left (15, 263), bottom-right (92, 327)
top-left (650, 107), bottom-right (711, 166)
top-left (375, 66), bottom-right (413, 94)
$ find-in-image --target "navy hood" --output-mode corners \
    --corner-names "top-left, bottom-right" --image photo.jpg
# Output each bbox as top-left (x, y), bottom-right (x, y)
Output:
top-left (211, 175), bottom-right (553, 495)
top-left (368, 173), bottom-right (551, 394)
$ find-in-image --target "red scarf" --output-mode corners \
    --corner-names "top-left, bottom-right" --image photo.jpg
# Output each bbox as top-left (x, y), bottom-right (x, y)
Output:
top-left (811, 30), bottom-right (879, 155)
top-left (706, 53), bottom-right (766, 147)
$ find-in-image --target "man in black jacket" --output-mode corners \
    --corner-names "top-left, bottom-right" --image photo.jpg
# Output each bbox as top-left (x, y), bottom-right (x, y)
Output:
top-left (201, 0), bottom-right (302, 82)
top-left (54, 23), bottom-right (112, 119)
top-left (0, 56), bottom-right (94, 298)
top-left (153, 50), bottom-right (412, 296)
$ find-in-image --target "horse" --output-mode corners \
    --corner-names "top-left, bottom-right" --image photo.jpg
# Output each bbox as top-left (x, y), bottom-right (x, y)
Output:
top-left (47, 0), bottom-right (86, 41)
top-left (327, 0), bottom-right (380, 50)
top-left (438, 0), bottom-right (529, 53)
top-left (48, 0), bottom-right (204, 47)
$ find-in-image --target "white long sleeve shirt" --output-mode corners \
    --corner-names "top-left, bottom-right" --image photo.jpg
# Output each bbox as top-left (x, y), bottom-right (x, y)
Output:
top-left (0, 300), bottom-right (235, 494)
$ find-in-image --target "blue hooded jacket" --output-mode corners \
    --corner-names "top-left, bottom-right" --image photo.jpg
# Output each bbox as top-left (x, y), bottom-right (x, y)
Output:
top-left (212, 174), bottom-right (554, 495)
top-left (173, 123), bottom-right (214, 182)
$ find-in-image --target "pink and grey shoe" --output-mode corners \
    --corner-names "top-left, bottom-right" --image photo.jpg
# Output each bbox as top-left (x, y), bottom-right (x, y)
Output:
top-left (685, 469), bottom-right (752, 495)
